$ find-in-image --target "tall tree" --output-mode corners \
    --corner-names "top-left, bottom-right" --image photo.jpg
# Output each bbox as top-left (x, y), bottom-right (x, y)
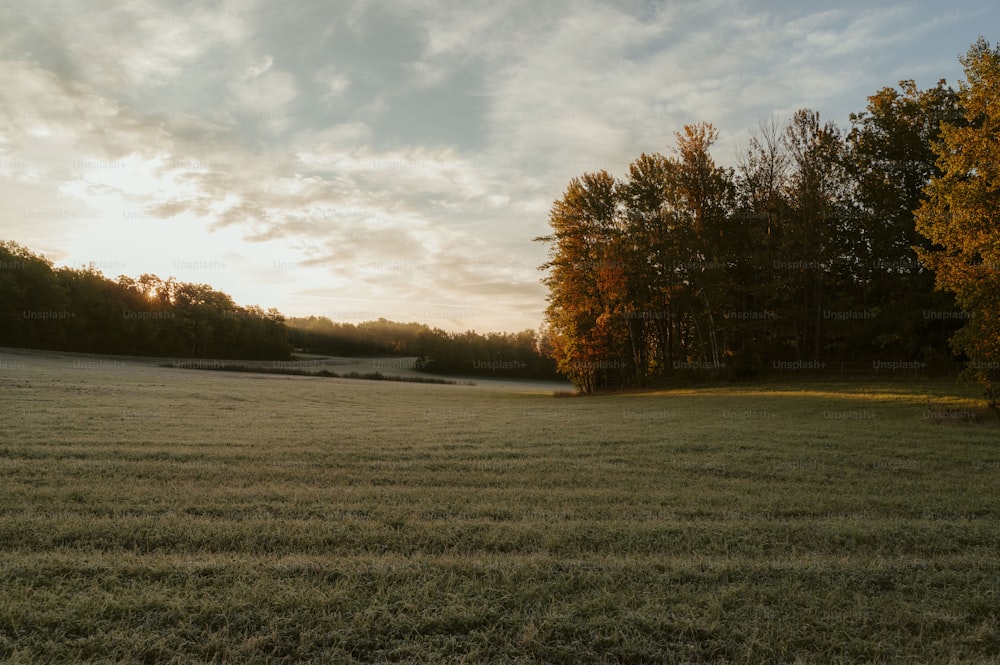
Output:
top-left (540, 126), bottom-right (738, 392)
top-left (780, 109), bottom-right (853, 362)
top-left (846, 79), bottom-right (963, 360)
top-left (670, 123), bottom-right (735, 370)
top-left (915, 38), bottom-right (1000, 407)
top-left (0, 241), bottom-right (70, 349)
top-left (733, 117), bottom-right (793, 372)
top-left (617, 152), bottom-right (678, 382)
top-left (539, 171), bottom-right (628, 392)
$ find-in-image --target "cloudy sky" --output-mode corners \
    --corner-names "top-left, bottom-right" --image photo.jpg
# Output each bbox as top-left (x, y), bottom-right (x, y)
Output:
top-left (0, 1), bottom-right (993, 332)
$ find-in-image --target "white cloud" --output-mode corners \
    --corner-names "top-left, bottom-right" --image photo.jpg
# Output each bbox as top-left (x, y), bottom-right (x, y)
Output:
top-left (316, 65), bottom-right (351, 103)
top-left (226, 56), bottom-right (299, 134)
top-left (0, 1), bottom-right (249, 94)
top-left (0, 0), bottom-right (994, 331)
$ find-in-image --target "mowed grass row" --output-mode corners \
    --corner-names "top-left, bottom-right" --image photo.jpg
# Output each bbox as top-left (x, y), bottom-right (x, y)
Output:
top-left (1, 351), bottom-right (998, 663)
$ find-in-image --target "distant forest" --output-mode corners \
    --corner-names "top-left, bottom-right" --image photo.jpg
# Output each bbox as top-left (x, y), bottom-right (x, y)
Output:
top-left (0, 241), bottom-right (560, 380)
top-left (285, 317), bottom-right (559, 380)
top-left (539, 39), bottom-right (999, 403)
top-left (0, 241), bottom-right (291, 360)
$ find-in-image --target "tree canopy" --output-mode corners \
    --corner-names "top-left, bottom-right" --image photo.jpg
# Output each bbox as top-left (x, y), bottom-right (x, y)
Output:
top-left (0, 241), bottom-right (291, 359)
top-left (537, 45), bottom-right (999, 394)
top-left (0, 241), bottom-right (558, 379)
top-left (914, 38), bottom-right (1000, 408)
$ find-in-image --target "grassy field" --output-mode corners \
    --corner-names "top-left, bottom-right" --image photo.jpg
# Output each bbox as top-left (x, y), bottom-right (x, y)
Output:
top-left (0, 348), bottom-right (998, 664)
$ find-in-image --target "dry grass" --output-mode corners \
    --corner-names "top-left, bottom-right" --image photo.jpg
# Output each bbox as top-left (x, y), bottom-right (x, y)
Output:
top-left (0, 348), bottom-right (998, 663)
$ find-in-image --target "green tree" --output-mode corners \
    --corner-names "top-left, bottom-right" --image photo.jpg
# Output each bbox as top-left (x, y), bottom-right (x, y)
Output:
top-left (617, 152), bottom-right (677, 382)
top-left (0, 241), bottom-right (69, 349)
top-left (670, 123), bottom-right (735, 371)
top-left (846, 79), bottom-right (963, 361)
top-left (779, 109), bottom-right (854, 363)
top-left (915, 38), bottom-right (1000, 407)
top-left (0, 241), bottom-right (292, 360)
top-left (732, 117), bottom-right (793, 372)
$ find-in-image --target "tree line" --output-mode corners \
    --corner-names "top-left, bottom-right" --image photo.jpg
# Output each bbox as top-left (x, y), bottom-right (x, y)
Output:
top-left (286, 317), bottom-right (560, 380)
top-left (0, 242), bottom-right (559, 379)
top-left (0, 241), bottom-right (292, 359)
top-left (539, 39), bottom-right (999, 405)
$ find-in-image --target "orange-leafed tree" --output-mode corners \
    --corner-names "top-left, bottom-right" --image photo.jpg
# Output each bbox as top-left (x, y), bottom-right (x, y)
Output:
top-left (538, 170), bottom-right (630, 392)
top-left (915, 38), bottom-right (1000, 408)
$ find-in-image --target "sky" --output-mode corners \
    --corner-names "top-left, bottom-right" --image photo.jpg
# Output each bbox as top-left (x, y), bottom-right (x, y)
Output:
top-left (0, 1), bottom-right (994, 333)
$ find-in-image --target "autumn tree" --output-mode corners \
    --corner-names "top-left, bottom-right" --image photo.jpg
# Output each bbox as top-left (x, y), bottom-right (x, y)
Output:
top-left (539, 51), bottom-right (983, 392)
top-left (540, 126), bottom-right (736, 392)
top-left (539, 171), bottom-right (629, 392)
top-left (915, 38), bottom-right (1000, 407)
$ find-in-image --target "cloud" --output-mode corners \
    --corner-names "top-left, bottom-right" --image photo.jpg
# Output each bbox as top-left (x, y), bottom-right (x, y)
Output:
top-left (0, 0), bottom-right (248, 95)
top-left (315, 66), bottom-right (351, 103)
top-left (0, 0), bottom-right (994, 331)
top-left (225, 56), bottom-right (299, 134)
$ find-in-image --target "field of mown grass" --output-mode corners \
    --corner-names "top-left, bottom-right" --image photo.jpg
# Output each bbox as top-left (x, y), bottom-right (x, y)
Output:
top-left (0, 347), bottom-right (998, 664)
